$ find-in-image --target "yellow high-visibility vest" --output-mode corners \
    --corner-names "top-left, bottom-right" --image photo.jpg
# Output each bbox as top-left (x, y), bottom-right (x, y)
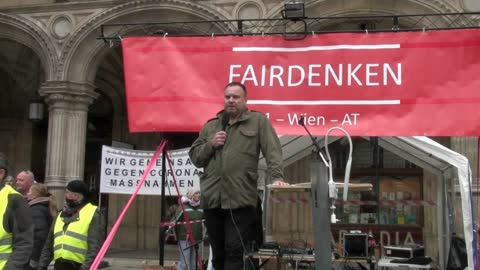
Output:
top-left (53, 203), bottom-right (97, 264)
top-left (0, 185), bottom-right (19, 269)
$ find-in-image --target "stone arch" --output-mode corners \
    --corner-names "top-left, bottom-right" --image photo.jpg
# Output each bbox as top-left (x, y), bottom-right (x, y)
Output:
top-left (59, 0), bottom-right (231, 83)
top-left (0, 40), bottom-right (44, 117)
top-left (0, 13), bottom-right (56, 81)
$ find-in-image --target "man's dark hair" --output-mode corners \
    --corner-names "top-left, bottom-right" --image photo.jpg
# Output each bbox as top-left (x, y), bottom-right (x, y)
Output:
top-left (225, 82), bottom-right (247, 95)
top-left (0, 153), bottom-right (9, 179)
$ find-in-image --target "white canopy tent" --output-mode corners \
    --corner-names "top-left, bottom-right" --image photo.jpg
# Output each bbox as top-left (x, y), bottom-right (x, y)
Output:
top-left (260, 136), bottom-right (478, 270)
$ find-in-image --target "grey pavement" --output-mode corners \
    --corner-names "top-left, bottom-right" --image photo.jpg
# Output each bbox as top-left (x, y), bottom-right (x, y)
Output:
top-left (96, 243), bottom-right (210, 269)
top-left (43, 243), bottom-right (191, 269)
top-left (102, 244), bottom-right (179, 269)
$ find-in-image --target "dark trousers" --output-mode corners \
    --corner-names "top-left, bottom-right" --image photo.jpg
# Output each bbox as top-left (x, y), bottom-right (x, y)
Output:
top-left (54, 260), bottom-right (81, 270)
top-left (204, 207), bottom-right (258, 270)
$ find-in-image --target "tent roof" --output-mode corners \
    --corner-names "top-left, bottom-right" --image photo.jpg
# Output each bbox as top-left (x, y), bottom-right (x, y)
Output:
top-left (260, 136), bottom-right (452, 176)
top-left (259, 135), bottom-right (476, 270)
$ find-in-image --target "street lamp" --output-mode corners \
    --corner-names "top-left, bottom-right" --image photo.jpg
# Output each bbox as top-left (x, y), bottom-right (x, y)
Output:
top-left (282, 0), bottom-right (307, 40)
top-left (28, 98), bottom-right (44, 122)
top-left (283, 1), bottom-right (305, 21)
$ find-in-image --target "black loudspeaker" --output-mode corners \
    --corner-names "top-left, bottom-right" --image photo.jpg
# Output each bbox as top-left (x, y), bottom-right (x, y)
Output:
top-left (343, 233), bottom-right (368, 258)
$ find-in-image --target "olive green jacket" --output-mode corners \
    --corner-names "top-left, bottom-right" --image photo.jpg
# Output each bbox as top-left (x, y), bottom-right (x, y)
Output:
top-left (189, 110), bottom-right (284, 209)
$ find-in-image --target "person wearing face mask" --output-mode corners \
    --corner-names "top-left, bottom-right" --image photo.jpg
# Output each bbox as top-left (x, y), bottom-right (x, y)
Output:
top-left (38, 180), bottom-right (104, 270)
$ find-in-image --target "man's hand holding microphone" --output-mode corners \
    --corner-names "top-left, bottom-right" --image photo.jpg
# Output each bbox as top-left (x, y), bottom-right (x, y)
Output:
top-left (210, 131), bottom-right (227, 148)
top-left (211, 112), bottom-right (230, 149)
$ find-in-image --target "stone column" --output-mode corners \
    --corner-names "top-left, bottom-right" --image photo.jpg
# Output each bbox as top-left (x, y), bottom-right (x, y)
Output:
top-left (40, 81), bottom-right (98, 209)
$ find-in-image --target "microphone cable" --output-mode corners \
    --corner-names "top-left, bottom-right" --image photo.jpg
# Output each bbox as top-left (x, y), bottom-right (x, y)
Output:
top-left (228, 196), bottom-right (259, 270)
top-left (214, 111), bottom-right (254, 269)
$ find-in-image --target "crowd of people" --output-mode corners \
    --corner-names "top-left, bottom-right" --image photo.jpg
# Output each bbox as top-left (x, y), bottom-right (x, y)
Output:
top-left (0, 153), bottom-right (104, 270)
top-left (0, 81), bottom-right (286, 270)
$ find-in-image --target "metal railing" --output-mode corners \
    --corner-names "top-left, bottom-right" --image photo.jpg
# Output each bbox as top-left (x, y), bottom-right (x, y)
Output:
top-left (99, 12), bottom-right (480, 42)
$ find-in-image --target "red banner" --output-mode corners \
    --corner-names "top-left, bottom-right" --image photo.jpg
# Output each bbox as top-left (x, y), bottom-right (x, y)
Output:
top-left (122, 29), bottom-right (480, 135)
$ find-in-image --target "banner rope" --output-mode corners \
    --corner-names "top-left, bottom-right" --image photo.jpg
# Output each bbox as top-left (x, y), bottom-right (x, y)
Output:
top-left (89, 140), bottom-right (167, 270)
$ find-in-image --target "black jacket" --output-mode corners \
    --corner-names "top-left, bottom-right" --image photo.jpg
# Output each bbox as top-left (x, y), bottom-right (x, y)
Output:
top-left (28, 198), bottom-right (53, 268)
top-left (0, 184), bottom-right (34, 270)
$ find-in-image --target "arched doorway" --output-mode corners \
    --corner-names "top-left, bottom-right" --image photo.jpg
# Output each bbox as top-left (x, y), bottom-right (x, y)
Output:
top-left (0, 39), bottom-right (47, 181)
top-left (61, 1), bottom-right (230, 250)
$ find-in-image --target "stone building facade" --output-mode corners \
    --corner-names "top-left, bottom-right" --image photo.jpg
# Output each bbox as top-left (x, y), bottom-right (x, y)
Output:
top-left (0, 0), bottom-right (478, 259)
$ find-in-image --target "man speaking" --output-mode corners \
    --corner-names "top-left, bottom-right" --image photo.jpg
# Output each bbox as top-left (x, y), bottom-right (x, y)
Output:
top-left (189, 82), bottom-right (287, 270)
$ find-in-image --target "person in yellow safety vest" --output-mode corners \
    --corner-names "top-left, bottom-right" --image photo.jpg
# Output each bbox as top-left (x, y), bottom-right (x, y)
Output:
top-left (0, 153), bottom-right (34, 270)
top-left (38, 180), bottom-right (104, 270)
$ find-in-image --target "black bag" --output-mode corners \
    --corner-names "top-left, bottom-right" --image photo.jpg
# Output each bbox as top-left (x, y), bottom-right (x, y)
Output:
top-left (446, 235), bottom-right (468, 270)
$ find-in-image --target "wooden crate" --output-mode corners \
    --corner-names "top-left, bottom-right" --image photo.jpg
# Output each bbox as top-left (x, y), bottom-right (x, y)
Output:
top-left (266, 187), bottom-right (314, 246)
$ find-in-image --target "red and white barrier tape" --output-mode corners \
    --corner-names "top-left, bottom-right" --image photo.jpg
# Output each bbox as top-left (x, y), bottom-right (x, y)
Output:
top-left (270, 197), bottom-right (309, 204)
top-left (270, 197), bottom-right (436, 206)
top-left (160, 219), bottom-right (205, 227)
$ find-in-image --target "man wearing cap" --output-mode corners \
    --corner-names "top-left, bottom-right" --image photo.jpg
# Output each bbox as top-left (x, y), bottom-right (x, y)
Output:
top-left (38, 180), bottom-right (104, 270)
top-left (0, 153), bottom-right (34, 269)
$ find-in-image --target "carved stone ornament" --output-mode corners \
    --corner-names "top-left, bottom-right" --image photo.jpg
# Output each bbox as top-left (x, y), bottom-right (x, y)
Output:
top-left (49, 14), bottom-right (74, 40)
top-left (39, 81), bottom-right (99, 110)
top-left (235, 1), bottom-right (264, 20)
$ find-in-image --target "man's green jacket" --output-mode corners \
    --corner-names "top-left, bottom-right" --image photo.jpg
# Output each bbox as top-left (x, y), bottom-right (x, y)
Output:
top-left (189, 110), bottom-right (284, 209)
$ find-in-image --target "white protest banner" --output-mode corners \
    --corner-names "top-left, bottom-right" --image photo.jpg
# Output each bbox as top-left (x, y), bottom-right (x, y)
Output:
top-left (100, 145), bottom-right (202, 195)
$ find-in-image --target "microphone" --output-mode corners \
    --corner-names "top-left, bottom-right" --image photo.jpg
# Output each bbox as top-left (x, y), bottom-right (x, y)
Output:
top-left (215, 112), bottom-right (230, 151)
top-left (221, 111), bottom-right (230, 131)
top-left (298, 115), bottom-right (305, 126)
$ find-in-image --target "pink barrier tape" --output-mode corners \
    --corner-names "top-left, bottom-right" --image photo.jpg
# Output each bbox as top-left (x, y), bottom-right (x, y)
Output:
top-left (90, 140), bottom-right (167, 270)
top-left (160, 219), bottom-right (205, 227)
top-left (270, 197), bottom-right (436, 206)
